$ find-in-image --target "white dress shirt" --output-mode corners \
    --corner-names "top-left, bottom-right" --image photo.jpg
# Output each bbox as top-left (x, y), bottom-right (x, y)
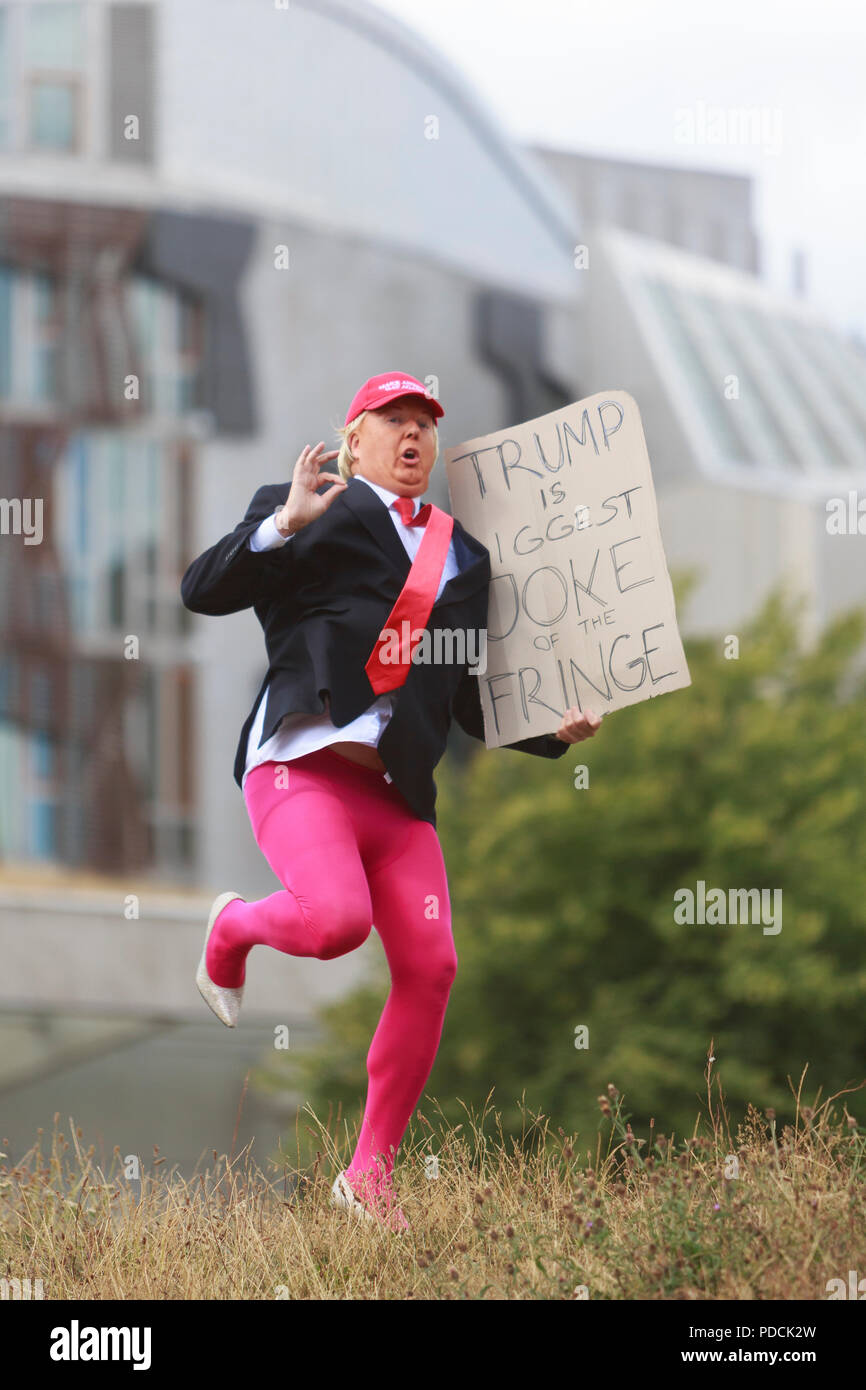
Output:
top-left (241, 473), bottom-right (461, 788)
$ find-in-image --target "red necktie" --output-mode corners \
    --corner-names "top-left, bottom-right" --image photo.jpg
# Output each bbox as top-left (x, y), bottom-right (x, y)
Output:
top-left (364, 496), bottom-right (454, 694)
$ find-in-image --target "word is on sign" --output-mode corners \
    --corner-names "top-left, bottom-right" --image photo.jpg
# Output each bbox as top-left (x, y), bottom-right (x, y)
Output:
top-left (444, 390), bottom-right (691, 748)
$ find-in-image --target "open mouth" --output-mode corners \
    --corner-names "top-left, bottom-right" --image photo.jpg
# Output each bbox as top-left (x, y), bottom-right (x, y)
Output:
top-left (401, 449), bottom-right (419, 462)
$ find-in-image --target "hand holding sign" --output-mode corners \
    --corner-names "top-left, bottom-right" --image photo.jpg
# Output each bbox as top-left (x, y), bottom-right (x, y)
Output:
top-left (445, 390), bottom-right (690, 748)
top-left (556, 706), bottom-right (603, 743)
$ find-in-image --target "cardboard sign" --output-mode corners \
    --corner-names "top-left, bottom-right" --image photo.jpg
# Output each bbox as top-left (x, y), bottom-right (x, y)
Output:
top-left (444, 389), bottom-right (691, 748)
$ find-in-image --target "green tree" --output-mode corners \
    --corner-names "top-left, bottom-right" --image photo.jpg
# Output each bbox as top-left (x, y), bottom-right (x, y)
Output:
top-left (256, 586), bottom-right (866, 1155)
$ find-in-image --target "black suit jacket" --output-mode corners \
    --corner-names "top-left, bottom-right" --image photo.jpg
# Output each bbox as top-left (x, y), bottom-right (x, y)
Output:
top-left (180, 475), bottom-right (568, 827)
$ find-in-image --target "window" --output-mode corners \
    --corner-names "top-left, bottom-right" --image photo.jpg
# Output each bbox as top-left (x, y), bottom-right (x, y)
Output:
top-left (0, 264), bottom-right (11, 398)
top-left (25, 3), bottom-right (86, 67)
top-left (29, 77), bottom-right (79, 150)
top-left (32, 730), bottom-right (54, 779)
top-left (31, 798), bottom-right (57, 858)
top-left (0, 655), bottom-right (19, 716)
top-left (0, 265), bottom-right (61, 405)
top-left (72, 433), bottom-right (88, 554)
top-left (31, 669), bottom-right (54, 723)
top-left (177, 295), bottom-right (203, 412)
top-left (108, 557), bottom-right (124, 626)
top-left (70, 661), bottom-right (95, 724)
top-left (24, 2), bottom-right (85, 154)
top-left (123, 276), bottom-right (207, 419)
top-left (32, 271), bottom-right (60, 398)
top-left (640, 277), bottom-right (752, 464)
top-left (0, 7), bottom-right (9, 148)
top-left (35, 572), bottom-right (59, 627)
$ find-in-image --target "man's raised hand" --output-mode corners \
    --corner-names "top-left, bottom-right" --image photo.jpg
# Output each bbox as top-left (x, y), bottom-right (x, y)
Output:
top-left (275, 442), bottom-right (348, 537)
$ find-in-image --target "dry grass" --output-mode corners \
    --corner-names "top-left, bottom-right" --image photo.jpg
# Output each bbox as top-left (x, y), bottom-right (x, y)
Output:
top-left (1, 1050), bottom-right (863, 1300)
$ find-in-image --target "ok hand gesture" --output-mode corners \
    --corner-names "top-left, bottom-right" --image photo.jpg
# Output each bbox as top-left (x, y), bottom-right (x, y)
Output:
top-left (275, 441), bottom-right (348, 537)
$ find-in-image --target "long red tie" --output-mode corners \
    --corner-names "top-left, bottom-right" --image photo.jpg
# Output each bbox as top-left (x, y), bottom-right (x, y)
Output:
top-left (364, 496), bottom-right (454, 694)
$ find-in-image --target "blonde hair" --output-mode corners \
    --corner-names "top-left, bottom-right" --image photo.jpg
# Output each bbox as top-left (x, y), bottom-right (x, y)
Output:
top-left (333, 408), bottom-right (440, 482)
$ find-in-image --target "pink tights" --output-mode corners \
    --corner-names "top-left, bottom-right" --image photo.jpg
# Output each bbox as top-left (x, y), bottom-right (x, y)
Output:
top-left (206, 747), bottom-right (457, 1200)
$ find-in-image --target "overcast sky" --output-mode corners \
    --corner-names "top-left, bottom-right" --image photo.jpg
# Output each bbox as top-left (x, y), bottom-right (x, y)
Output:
top-left (373, 0), bottom-right (865, 340)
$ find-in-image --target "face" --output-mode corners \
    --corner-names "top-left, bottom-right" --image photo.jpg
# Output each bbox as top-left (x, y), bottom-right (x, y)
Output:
top-left (348, 395), bottom-right (437, 497)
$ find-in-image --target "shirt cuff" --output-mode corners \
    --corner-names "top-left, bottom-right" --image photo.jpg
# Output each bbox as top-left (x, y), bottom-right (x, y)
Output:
top-left (248, 511), bottom-right (292, 551)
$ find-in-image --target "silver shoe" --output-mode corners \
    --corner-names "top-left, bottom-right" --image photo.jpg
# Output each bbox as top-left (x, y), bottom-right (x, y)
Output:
top-left (196, 891), bottom-right (245, 1027)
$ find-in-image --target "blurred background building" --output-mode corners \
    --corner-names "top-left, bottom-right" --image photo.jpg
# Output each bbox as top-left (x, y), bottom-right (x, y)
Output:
top-left (1, 0), bottom-right (864, 1174)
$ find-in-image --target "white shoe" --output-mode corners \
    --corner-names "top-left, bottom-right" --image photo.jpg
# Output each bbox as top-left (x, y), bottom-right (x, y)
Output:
top-left (196, 891), bottom-right (245, 1027)
top-left (330, 1171), bottom-right (377, 1224)
top-left (330, 1170), bottom-right (410, 1234)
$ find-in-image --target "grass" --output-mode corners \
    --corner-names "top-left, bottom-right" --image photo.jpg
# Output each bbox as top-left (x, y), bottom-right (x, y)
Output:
top-left (1, 1050), bottom-right (864, 1300)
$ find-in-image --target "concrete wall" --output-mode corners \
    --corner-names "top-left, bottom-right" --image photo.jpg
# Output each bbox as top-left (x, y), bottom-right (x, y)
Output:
top-left (0, 878), bottom-right (367, 1017)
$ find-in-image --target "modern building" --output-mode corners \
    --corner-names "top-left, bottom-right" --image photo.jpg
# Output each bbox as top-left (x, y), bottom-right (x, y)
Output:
top-left (534, 147), bottom-right (761, 275)
top-left (573, 224), bottom-right (866, 644)
top-left (0, 0), bottom-right (582, 888)
top-left (532, 141), bottom-right (866, 646)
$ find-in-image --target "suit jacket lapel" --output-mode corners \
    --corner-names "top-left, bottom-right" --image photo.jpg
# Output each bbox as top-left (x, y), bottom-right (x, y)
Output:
top-left (342, 475), bottom-right (489, 607)
top-left (343, 475), bottom-right (411, 578)
top-left (436, 521), bottom-right (489, 606)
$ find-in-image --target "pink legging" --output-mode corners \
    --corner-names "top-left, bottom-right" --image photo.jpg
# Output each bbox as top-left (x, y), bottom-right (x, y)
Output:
top-left (206, 746), bottom-right (457, 1197)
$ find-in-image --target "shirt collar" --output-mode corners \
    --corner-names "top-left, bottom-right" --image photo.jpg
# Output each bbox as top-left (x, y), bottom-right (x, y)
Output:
top-left (353, 473), bottom-right (421, 517)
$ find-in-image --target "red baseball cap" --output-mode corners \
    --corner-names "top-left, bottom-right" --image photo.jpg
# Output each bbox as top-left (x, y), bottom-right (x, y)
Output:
top-left (344, 372), bottom-right (444, 427)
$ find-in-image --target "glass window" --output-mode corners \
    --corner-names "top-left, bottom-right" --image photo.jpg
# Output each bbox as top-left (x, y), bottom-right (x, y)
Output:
top-left (690, 292), bottom-right (795, 469)
top-left (125, 276), bottom-right (204, 420)
top-left (34, 340), bottom-right (58, 398)
top-left (65, 742), bottom-right (85, 863)
top-left (128, 278), bottom-right (157, 354)
top-left (640, 277), bottom-right (751, 463)
top-left (24, 3), bottom-right (85, 153)
top-left (31, 799), bottom-right (57, 858)
top-left (32, 730), bottom-right (54, 779)
top-left (178, 296), bottom-right (199, 354)
top-left (33, 271), bottom-right (56, 321)
top-left (0, 656), bottom-right (18, 715)
top-left (30, 77), bottom-right (78, 150)
top-left (790, 320), bottom-right (866, 443)
top-left (69, 574), bottom-right (86, 631)
top-left (131, 669), bottom-right (156, 801)
top-left (72, 434), bottom-right (88, 553)
top-left (25, 3), bottom-right (85, 68)
top-left (147, 441), bottom-right (159, 531)
top-left (31, 269), bottom-right (60, 399)
top-left (108, 557), bottom-right (124, 626)
top-left (107, 434), bottom-right (125, 520)
top-left (31, 669), bottom-right (54, 721)
top-left (736, 303), bottom-right (847, 469)
top-left (35, 572), bottom-right (57, 626)
top-left (0, 264), bottom-right (11, 397)
top-left (0, 265), bottom-right (61, 402)
top-left (0, 8), bottom-right (8, 148)
top-left (70, 661), bottom-right (94, 722)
